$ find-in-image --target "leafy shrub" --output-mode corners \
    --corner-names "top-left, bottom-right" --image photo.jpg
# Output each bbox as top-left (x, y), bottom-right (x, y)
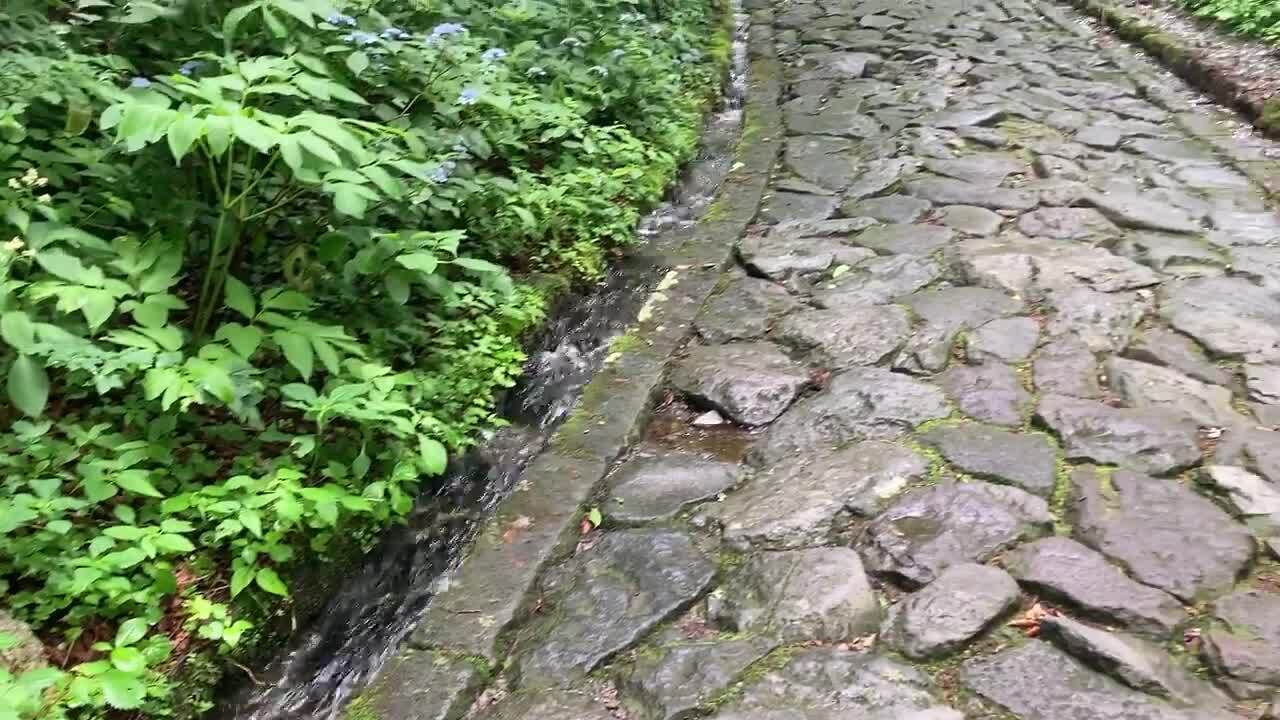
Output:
top-left (0, 0), bottom-right (722, 716)
top-left (1178, 0), bottom-right (1280, 41)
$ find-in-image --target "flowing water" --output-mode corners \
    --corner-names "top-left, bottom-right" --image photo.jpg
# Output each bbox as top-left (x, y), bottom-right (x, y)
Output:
top-left (223, 12), bottom-right (749, 719)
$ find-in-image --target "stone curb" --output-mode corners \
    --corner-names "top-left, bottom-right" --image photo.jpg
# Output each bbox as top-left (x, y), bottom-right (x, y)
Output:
top-left (348, 6), bottom-right (785, 719)
top-left (1050, 0), bottom-right (1280, 136)
top-left (1030, 0), bottom-right (1280, 198)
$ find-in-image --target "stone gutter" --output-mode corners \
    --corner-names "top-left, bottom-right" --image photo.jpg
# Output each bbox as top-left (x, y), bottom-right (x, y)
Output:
top-left (345, 4), bottom-right (784, 719)
top-left (1051, 0), bottom-right (1280, 137)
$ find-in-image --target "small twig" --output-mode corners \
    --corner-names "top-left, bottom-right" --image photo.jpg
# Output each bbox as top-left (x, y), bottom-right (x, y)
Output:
top-left (229, 659), bottom-right (264, 685)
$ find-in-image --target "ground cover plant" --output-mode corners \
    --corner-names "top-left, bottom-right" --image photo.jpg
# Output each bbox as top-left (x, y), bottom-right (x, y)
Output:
top-left (0, 0), bottom-right (723, 716)
top-left (1178, 0), bottom-right (1280, 41)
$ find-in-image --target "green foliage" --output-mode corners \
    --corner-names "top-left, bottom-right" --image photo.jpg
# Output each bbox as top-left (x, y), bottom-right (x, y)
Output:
top-left (1179, 0), bottom-right (1280, 41)
top-left (0, 0), bottom-right (722, 717)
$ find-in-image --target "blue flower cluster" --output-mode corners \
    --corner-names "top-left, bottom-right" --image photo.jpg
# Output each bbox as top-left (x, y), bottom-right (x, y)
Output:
top-left (130, 76), bottom-right (151, 88)
top-left (382, 27), bottom-right (410, 41)
top-left (481, 48), bottom-right (507, 62)
top-left (429, 160), bottom-right (457, 183)
top-left (430, 22), bottom-right (466, 43)
top-left (343, 31), bottom-right (379, 46)
top-left (457, 87), bottom-right (481, 106)
top-left (325, 13), bottom-right (357, 27)
top-left (179, 60), bottom-right (204, 77)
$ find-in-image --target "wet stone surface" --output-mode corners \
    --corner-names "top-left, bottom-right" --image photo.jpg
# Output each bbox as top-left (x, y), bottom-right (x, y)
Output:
top-left (386, 0), bottom-right (1280, 716)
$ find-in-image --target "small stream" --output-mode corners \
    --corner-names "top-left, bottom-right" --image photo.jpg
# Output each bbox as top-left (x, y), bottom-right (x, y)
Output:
top-left (222, 11), bottom-right (749, 720)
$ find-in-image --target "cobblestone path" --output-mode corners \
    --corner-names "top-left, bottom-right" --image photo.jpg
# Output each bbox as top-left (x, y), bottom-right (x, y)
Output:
top-left (380, 0), bottom-right (1280, 718)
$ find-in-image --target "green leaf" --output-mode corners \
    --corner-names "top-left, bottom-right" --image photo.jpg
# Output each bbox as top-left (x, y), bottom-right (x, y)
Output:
top-left (418, 437), bottom-right (447, 475)
top-left (230, 563), bottom-right (254, 597)
top-left (110, 647), bottom-right (147, 674)
top-left (588, 507), bottom-right (603, 527)
top-left (8, 356), bottom-right (49, 418)
top-left (396, 252), bottom-right (438, 274)
top-left (230, 115), bottom-right (279, 153)
top-left (114, 469), bottom-right (163, 498)
top-left (271, 0), bottom-right (316, 25)
top-left (36, 249), bottom-right (102, 286)
top-left (261, 288), bottom-right (312, 311)
top-left (100, 668), bottom-right (147, 709)
top-left (223, 3), bottom-right (260, 51)
top-left (1, 311), bottom-right (35, 351)
top-left (332, 183), bottom-right (368, 218)
top-left (274, 331), bottom-right (313, 380)
top-left (384, 271), bottom-right (410, 304)
top-left (452, 257), bottom-right (504, 274)
top-left (297, 132), bottom-right (341, 166)
top-left (166, 115), bottom-right (205, 164)
top-left (223, 275), bottom-right (256, 318)
top-left (346, 51), bottom-right (370, 75)
top-left (217, 323), bottom-right (263, 358)
top-left (281, 383), bottom-right (318, 403)
top-left (104, 525), bottom-right (146, 541)
top-left (279, 136), bottom-right (304, 174)
top-left (254, 567), bottom-right (289, 596)
top-left (239, 509), bottom-right (263, 537)
top-left (155, 534), bottom-right (195, 553)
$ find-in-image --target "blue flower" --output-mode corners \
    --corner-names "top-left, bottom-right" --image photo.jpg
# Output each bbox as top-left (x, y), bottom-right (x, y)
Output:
top-left (429, 160), bottom-right (457, 183)
top-left (129, 76), bottom-right (152, 88)
top-left (588, 65), bottom-right (609, 77)
top-left (342, 31), bottom-right (378, 46)
top-left (325, 13), bottom-right (357, 27)
top-left (178, 61), bottom-right (204, 77)
top-left (481, 48), bottom-right (507, 62)
top-left (381, 26), bottom-right (410, 40)
top-left (457, 87), bottom-right (481, 105)
top-left (430, 22), bottom-right (466, 37)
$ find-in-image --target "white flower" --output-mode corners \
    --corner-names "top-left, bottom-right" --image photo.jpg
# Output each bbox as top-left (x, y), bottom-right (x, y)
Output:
top-left (37, 194), bottom-right (51, 203)
top-left (4, 237), bottom-right (23, 251)
top-left (6, 178), bottom-right (19, 190)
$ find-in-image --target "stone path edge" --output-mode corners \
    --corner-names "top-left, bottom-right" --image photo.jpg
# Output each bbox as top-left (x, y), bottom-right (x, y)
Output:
top-left (1034, 0), bottom-right (1280, 198)
top-left (1048, 0), bottom-right (1280, 137)
top-left (345, 6), bottom-right (785, 720)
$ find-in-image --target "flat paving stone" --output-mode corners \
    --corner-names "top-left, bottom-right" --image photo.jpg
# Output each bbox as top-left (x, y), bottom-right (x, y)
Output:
top-left (963, 641), bottom-right (1229, 720)
top-left (918, 424), bottom-right (1058, 497)
top-left (1070, 467), bottom-right (1255, 603)
top-left (1041, 616), bottom-right (1230, 709)
top-left (1035, 394), bottom-right (1201, 474)
top-left (844, 158), bottom-right (912, 200)
top-left (1005, 536), bottom-right (1186, 637)
top-left (618, 637), bottom-right (776, 720)
top-left (1044, 287), bottom-right (1152, 353)
top-left (1248, 364), bottom-right (1280, 405)
top-left (785, 135), bottom-right (858, 190)
top-left (937, 363), bottom-right (1032, 426)
top-left (850, 223), bottom-right (953, 255)
top-left (1033, 339), bottom-right (1102, 399)
top-left (1201, 464), bottom-right (1280, 520)
top-left (965, 316), bottom-right (1040, 363)
top-left (480, 690), bottom-right (616, 720)
top-left (844, 194), bottom-right (933, 224)
top-left (1083, 190), bottom-right (1202, 234)
top-left (696, 274), bottom-right (804, 344)
top-left (1016, 207), bottom-right (1119, 240)
top-left (905, 176), bottom-right (1038, 210)
top-left (1122, 327), bottom-right (1232, 388)
top-left (710, 547), bottom-right (881, 642)
top-left (775, 306), bottom-right (912, 369)
top-left (1161, 277), bottom-right (1280, 361)
top-left (749, 367), bottom-right (950, 465)
top-left (720, 440), bottom-right (928, 550)
top-left (859, 480), bottom-right (1052, 587)
top-left (1114, 232), bottom-right (1227, 277)
top-left (938, 204), bottom-right (1004, 235)
top-left (922, 154), bottom-right (1030, 186)
top-left (738, 232), bottom-right (875, 279)
top-left (810, 255), bottom-right (943, 307)
top-left (603, 452), bottom-right (739, 525)
top-left (1105, 356), bottom-right (1245, 428)
top-left (514, 530), bottom-right (716, 686)
top-left (880, 563), bottom-right (1020, 659)
top-left (673, 343), bottom-right (809, 426)
top-left (760, 191), bottom-right (840, 224)
top-left (720, 648), bottom-right (961, 719)
top-left (1201, 590), bottom-right (1280, 691)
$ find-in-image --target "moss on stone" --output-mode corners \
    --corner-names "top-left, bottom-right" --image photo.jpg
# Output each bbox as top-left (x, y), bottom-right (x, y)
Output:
top-left (1261, 97), bottom-right (1280, 135)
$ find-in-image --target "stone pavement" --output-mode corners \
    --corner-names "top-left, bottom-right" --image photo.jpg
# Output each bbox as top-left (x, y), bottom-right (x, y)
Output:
top-left (380, 0), bottom-right (1280, 717)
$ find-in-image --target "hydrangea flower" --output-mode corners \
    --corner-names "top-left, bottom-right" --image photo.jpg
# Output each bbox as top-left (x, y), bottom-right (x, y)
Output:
top-left (526, 66), bottom-right (547, 77)
top-left (588, 65), bottom-right (609, 77)
top-left (609, 49), bottom-right (626, 60)
top-left (481, 48), bottom-right (507, 62)
top-left (431, 22), bottom-right (466, 38)
top-left (179, 61), bottom-right (204, 77)
top-left (429, 160), bottom-right (457, 183)
top-left (129, 76), bottom-right (152, 88)
top-left (382, 27), bottom-right (410, 40)
top-left (559, 37), bottom-right (583, 48)
top-left (325, 13), bottom-right (357, 27)
top-left (457, 87), bottom-right (481, 105)
top-left (343, 31), bottom-right (379, 46)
